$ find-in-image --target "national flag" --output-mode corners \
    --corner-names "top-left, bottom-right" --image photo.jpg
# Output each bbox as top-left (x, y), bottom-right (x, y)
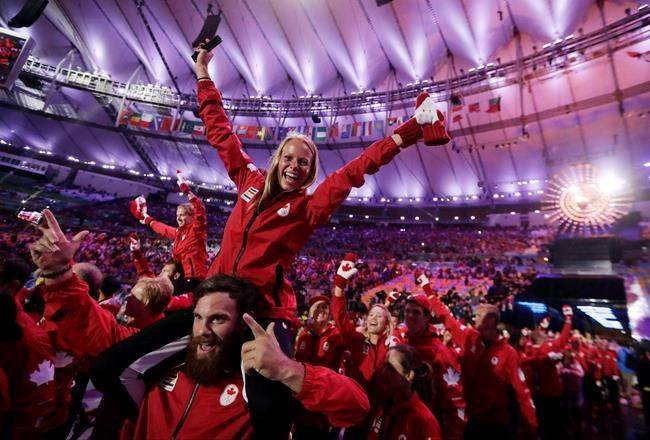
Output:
top-left (246, 126), bottom-right (260, 139)
top-left (304, 126), bottom-right (314, 139)
top-left (159, 116), bottom-right (173, 131)
top-left (139, 113), bottom-right (154, 129)
top-left (277, 127), bottom-right (291, 140)
top-left (193, 123), bottom-right (205, 136)
top-left (387, 116), bottom-right (398, 126)
top-left (182, 120), bottom-right (195, 134)
top-left (129, 112), bottom-right (142, 127)
top-left (453, 114), bottom-right (463, 123)
top-left (486, 97), bottom-right (501, 113)
top-left (328, 122), bottom-right (339, 139)
top-left (627, 50), bottom-right (650, 61)
top-left (116, 108), bottom-right (131, 126)
top-left (257, 126), bottom-right (275, 141)
top-left (315, 126), bottom-right (328, 142)
top-left (373, 120), bottom-right (385, 134)
top-left (350, 122), bottom-right (361, 137)
top-left (468, 102), bottom-right (480, 113)
top-left (236, 125), bottom-right (248, 136)
top-left (451, 104), bottom-right (464, 112)
top-left (360, 121), bottom-right (372, 137)
top-left (341, 124), bottom-right (351, 139)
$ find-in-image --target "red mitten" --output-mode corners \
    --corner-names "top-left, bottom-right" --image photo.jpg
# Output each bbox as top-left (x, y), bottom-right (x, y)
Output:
top-left (393, 118), bottom-right (422, 148)
top-left (335, 253), bottom-right (358, 289)
top-left (176, 170), bottom-right (191, 194)
top-left (386, 289), bottom-right (401, 306)
top-left (415, 92), bottom-right (451, 146)
top-left (129, 196), bottom-right (152, 225)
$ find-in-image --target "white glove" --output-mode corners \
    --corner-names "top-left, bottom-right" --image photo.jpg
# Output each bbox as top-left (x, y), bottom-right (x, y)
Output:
top-left (415, 270), bottom-right (430, 287)
top-left (414, 96), bottom-right (441, 125)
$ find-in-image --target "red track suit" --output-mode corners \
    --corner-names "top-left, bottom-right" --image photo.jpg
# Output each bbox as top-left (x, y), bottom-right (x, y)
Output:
top-left (147, 195), bottom-right (208, 279)
top-left (295, 323), bottom-right (345, 370)
top-left (38, 274), bottom-right (138, 421)
top-left (0, 304), bottom-right (57, 437)
top-left (527, 318), bottom-right (572, 399)
top-left (199, 80), bottom-right (405, 322)
top-left (391, 325), bottom-right (467, 440)
top-left (368, 392), bottom-right (442, 440)
top-left (133, 364), bottom-right (370, 439)
top-left (428, 295), bottom-right (538, 432)
top-left (331, 296), bottom-right (388, 389)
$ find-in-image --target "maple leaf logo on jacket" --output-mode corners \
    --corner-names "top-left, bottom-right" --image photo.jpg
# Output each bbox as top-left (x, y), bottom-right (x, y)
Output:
top-left (277, 203), bottom-right (290, 217)
top-left (443, 366), bottom-right (460, 387)
top-left (29, 360), bottom-right (55, 387)
top-left (53, 351), bottom-right (74, 368)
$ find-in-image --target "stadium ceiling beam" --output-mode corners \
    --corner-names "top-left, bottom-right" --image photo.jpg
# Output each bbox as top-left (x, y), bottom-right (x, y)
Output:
top-left (356, 0), bottom-right (397, 78)
top-left (240, 0), bottom-right (308, 93)
top-left (45, 0), bottom-right (99, 71)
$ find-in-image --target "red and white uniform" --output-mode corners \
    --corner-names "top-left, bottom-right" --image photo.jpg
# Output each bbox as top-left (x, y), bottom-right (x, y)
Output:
top-left (199, 80), bottom-right (406, 322)
top-left (391, 325), bottom-right (466, 440)
top-left (133, 364), bottom-right (370, 439)
top-left (38, 274), bottom-right (138, 421)
top-left (146, 195), bottom-right (208, 279)
top-left (428, 295), bottom-right (538, 432)
top-left (527, 318), bottom-right (572, 398)
top-left (331, 296), bottom-right (388, 389)
top-left (0, 303), bottom-right (57, 436)
top-left (295, 322), bottom-right (345, 371)
top-left (368, 392), bottom-right (442, 440)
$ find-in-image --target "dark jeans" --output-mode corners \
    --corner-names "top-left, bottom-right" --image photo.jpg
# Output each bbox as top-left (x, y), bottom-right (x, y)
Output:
top-left (465, 419), bottom-right (511, 440)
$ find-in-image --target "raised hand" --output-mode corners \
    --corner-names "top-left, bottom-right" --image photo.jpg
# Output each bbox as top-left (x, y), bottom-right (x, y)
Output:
top-left (194, 39), bottom-right (214, 78)
top-left (562, 305), bottom-right (573, 319)
top-left (414, 268), bottom-right (430, 287)
top-left (335, 253), bottom-right (358, 289)
top-left (176, 170), bottom-right (192, 194)
top-left (128, 233), bottom-right (141, 252)
top-left (29, 209), bottom-right (88, 274)
top-left (129, 195), bottom-right (151, 225)
top-left (414, 92), bottom-right (451, 146)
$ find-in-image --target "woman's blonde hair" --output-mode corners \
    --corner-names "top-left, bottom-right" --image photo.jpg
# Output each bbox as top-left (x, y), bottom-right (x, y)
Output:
top-left (362, 303), bottom-right (393, 339)
top-left (177, 203), bottom-right (195, 216)
top-left (255, 132), bottom-right (319, 210)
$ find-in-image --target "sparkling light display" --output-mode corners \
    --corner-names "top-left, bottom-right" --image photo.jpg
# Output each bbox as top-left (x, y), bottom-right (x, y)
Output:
top-left (542, 164), bottom-right (633, 235)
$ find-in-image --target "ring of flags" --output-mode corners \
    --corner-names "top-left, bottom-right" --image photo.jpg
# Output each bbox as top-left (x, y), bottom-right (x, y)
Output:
top-left (116, 95), bottom-right (502, 142)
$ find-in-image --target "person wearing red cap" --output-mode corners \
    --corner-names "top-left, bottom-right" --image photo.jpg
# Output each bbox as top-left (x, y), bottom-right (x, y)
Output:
top-left (129, 170), bottom-right (208, 284)
top-left (417, 271), bottom-right (538, 438)
top-left (295, 294), bottom-right (345, 370)
top-left (390, 291), bottom-right (467, 440)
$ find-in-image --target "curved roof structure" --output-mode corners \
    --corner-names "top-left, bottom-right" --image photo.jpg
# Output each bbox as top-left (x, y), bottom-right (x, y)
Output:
top-left (0, 0), bottom-right (648, 204)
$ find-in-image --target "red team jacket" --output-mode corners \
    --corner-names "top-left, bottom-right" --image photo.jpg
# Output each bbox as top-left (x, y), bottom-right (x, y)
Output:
top-left (148, 195), bottom-right (208, 279)
top-left (368, 392), bottom-right (442, 440)
top-left (133, 364), bottom-right (370, 439)
top-left (526, 318), bottom-right (572, 398)
top-left (331, 296), bottom-right (389, 389)
top-left (429, 295), bottom-right (538, 431)
top-left (0, 304), bottom-right (57, 437)
top-left (391, 325), bottom-right (467, 440)
top-left (198, 80), bottom-right (404, 322)
top-left (38, 275), bottom-right (138, 423)
top-left (295, 322), bottom-right (345, 370)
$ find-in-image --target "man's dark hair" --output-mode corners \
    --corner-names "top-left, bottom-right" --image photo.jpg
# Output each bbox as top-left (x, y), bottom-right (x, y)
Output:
top-left (164, 259), bottom-right (184, 279)
top-left (0, 253), bottom-right (32, 287)
top-left (194, 275), bottom-right (257, 316)
top-left (100, 276), bottom-right (122, 299)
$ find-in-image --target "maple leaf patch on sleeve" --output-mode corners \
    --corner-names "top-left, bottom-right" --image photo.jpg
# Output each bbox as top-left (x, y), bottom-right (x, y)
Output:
top-left (443, 366), bottom-right (460, 387)
top-left (29, 360), bottom-right (55, 387)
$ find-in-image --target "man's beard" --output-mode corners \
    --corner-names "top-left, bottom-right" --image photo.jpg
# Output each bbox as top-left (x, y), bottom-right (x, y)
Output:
top-left (185, 332), bottom-right (242, 386)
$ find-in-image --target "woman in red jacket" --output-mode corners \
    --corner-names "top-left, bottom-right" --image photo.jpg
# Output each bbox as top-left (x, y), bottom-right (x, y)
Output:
top-left (368, 344), bottom-right (442, 440)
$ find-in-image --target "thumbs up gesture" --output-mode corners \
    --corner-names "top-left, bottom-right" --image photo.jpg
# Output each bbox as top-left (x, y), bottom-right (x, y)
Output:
top-left (241, 314), bottom-right (305, 392)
